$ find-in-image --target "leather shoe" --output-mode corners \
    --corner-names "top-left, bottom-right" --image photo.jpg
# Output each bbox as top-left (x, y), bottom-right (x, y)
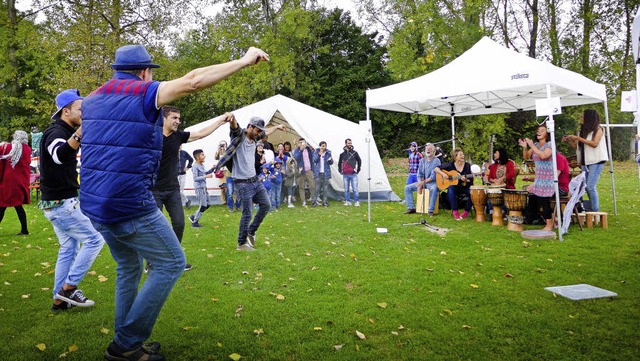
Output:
top-left (404, 209), bottom-right (416, 214)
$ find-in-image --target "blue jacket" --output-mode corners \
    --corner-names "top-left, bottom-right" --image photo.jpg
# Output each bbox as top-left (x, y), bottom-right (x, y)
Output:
top-left (258, 172), bottom-right (272, 191)
top-left (313, 149), bottom-right (334, 179)
top-left (80, 75), bottom-right (163, 223)
top-left (293, 145), bottom-right (315, 174)
top-left (270, 164), bottom-right (284, 184)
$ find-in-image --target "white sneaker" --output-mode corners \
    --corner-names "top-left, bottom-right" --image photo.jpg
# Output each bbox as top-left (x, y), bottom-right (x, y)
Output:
top-left (247, 233), bottom-right (256, 248)
top-left (302, 202), bottom-right (307, 207)
top-left (236, 244), bottom-right (256, 251)
top-left (354, 202), bottom-right (360, 207)
top-left (343, 201), bottom-right (352, 206)
top-left (288, 203), bottom-right (295, 208)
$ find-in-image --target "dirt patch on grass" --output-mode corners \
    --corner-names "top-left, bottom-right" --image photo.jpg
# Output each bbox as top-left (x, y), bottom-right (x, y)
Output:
top-left (383, 158), bottom-right (407, 177)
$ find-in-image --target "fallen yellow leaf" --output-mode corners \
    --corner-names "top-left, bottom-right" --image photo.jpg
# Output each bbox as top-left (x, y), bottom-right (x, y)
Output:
top-left (391, 331), bottom-right (399, 336)
top-left (377, 302), bottom-right (387, 309)
top-left (68, 344), bottom-right (78, 352)
top-left (98, 275), bottom-right (108, 283)
top-left (36, 343), bottom-right (46, 351)
top-left (333, 344), bottom-right (343, 350)
top-left (470, 284), bottom-right (479, 289)
top-left (253, 328), bottom-right (264, 335)
top-left (22, 294), bottom-right (30, 299)
top-left (276, 294), bottom-right (285, 301)
top-left (87, 271), bottom-right (97, 276)
top-left (313, 327), bottom-right (322, 331)
top-left (355, 330), bottom-right (366, 340)
top-left (182, 326), bottom-right (193, 331)
top-left (100, 328), bottom-right (110, 334)
top-left (229, 353), bottom-right (242, 360)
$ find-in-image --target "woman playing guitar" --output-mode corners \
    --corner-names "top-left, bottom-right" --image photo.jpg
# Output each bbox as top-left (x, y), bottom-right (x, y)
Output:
top-left (435, 148), bottom-right (475, 220)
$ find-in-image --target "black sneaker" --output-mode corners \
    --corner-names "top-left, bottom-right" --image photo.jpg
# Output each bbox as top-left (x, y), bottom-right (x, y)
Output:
top-left (105, 342), bottom-right (165, 361)
top-left (184, 263), bottom-right (192, 271)
top-left (55, 288), bottom-right (95, 307)
top-left (51, 301), bottom-right (74, 312)
top-left (192, 222), bottom-right (203, 228)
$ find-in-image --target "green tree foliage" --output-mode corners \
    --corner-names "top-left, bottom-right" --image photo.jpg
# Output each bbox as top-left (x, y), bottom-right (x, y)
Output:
top-left (0, 2), bottom-right (56, 140)
top-left (169, 3), bottom-right (390, 130)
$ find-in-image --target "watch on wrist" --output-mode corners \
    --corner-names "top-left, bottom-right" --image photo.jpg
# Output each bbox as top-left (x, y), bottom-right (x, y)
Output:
top-left (72, 133), bottom-right (81, 142)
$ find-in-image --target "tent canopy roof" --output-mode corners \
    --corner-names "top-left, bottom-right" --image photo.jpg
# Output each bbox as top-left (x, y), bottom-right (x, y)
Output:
top-left (366, 37), bottom-right (607, 117)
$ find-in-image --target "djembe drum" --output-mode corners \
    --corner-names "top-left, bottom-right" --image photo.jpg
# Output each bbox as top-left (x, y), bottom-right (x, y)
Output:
top-left (486, 187), bottom-right (504, 226)
top-left (503, 189), bottom-right (529, 232)
top-left (469, 185), bottom-right (487, 222)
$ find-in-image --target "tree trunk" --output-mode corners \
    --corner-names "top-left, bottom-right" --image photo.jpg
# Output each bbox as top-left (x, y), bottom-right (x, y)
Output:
top-left (580, 0), bottom-right (593, 74)
top-left (6, 0), bottom-right (19, 96)
top-left (528, 0), bottom-right (539, 58)
top-left (547, 0), bottom-right (561, 66)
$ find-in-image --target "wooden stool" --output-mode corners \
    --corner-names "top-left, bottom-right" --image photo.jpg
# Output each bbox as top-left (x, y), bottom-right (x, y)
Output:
top-left (585, 212), bottom-right (608, 229)
top-left (550, 197), bottom-right (583, 231)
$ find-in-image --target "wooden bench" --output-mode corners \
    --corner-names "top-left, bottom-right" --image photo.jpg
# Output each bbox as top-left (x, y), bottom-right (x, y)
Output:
top-left (584, 212), bottom-right (608, 229)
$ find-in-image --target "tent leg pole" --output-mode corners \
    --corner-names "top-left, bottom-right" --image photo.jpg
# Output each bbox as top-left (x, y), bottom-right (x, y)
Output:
top-left (546, 85), bottom-right (563, 241)
top-left (366, 107), bottom-right (372, 223)
top-left (603, 101), bottom-right (617, 215)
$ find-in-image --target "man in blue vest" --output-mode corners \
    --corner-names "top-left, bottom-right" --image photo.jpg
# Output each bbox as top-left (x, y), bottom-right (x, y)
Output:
top-left (81, 44), bottom-right (269, 361)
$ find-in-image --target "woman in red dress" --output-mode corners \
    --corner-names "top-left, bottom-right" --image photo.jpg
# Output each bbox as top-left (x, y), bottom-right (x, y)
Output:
top-left (0, 130), bottom-right (31, 235)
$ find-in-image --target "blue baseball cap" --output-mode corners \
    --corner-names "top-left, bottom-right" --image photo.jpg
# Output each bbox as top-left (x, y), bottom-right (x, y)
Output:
top-left (52, 89), bottom-right (83, 120)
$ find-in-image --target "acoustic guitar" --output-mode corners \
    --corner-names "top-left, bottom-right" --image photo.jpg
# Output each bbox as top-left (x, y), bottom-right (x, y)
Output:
top-left (436, 169), bottom-right (483, 190)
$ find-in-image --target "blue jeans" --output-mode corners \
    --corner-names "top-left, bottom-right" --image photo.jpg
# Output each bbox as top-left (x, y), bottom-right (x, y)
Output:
top-left (406, 173), bottom-right (418, 185)
top-left (583, 162), bottom-right (604, 211)
top-left (44, 198), bottom-right (105, 299)
top-left (226, 177), bottom-right (240, 210)
top-left (152, 189), bottom-right (185, 242)
top-left (270, 183), bottom-right (282, 209)
top-left (343, 174), bottom-right (359, 202)
top-left (236, 181), bottom-right (270, 245)
top-left (315, 176), bottom-right (330, 204)
top-left (405, 182), bottom-right (438, 212)
top-left (92, 209), bottom-right (185, 351)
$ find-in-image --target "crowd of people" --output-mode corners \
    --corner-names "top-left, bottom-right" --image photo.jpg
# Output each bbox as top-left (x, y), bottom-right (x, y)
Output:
top-left (0, 41), bottom-right (617, 361)
top-left (402, 112), bottom-right (609, 232)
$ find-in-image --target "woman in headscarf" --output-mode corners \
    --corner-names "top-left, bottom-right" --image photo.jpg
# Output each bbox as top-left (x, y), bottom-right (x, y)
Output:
top-left (0, 130), bottom-right (32, 235)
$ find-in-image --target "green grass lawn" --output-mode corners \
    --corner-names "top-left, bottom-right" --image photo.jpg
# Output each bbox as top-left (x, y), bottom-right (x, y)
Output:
top-left (1, 162), bottom-right (639, 360)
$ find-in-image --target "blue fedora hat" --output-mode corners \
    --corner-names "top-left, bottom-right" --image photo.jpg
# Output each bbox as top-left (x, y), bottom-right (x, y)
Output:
top-left (111, 45), bottom-right (160, 71)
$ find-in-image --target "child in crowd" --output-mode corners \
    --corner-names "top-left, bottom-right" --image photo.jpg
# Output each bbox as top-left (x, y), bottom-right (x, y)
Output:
top-left (284, 157), bottom-right (298, 208)
top-left (285, 157), bottom-right (298, 208)
top-left (270, 159), bottom-right (284, 209)
top-left (258, 164), bottom-right (272, 211)
top-left (189, 149), bottom-right (213, 228)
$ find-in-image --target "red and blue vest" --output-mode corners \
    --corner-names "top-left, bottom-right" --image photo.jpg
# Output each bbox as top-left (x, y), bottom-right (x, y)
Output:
top-left (80, 75), bottom-right (163, 223)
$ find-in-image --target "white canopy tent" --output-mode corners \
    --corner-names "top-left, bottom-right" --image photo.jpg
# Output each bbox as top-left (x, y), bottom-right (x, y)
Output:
top-left (366, 36), bottom-right (616, 240)
top-left (182, 94), bottom-right (399, 203)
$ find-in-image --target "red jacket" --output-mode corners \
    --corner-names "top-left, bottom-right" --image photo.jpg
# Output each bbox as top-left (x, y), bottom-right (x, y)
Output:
top-left (0, 143), bottom-right (31, 207)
